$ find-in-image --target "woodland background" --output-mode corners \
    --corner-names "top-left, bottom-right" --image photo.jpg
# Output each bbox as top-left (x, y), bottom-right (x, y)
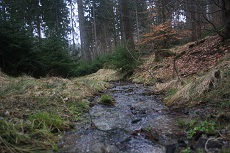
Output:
top-left (1, 0), bottom-right (230, 78)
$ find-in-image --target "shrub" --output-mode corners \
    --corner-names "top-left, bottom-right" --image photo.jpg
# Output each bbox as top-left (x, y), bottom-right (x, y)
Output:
top-left (110, 44), bottom-right (140, 72)
top-left (73, 44), bottom-right (140, 77)
top-left (32, 36), bottom-right (76, 77)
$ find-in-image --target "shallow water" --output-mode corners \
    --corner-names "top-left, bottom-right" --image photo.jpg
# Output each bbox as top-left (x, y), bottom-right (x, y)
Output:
top-left (58, 82), bottom-right (185, 153)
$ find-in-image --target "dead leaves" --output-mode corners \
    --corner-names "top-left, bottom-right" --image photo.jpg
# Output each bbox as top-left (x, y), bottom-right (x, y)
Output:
top-left (175, 36), bottom-right (226, 77)
top-left (133, 35), bottom-right (229, 84)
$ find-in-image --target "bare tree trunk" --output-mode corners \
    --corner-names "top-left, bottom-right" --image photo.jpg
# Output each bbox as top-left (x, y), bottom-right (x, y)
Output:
top-left (92, 2), bottom-right (98, 58)
top-left (77, 0), bottom-right (91, 62)
top-left (121, 0), bottom-right (135, 50)
top-left (135, 2), bottom-right (140, 41)
top-left (221, 0), bottom-right (230, 39)
top-left (36, 4), bottom-right (41, 40)
top-left (191, 1), bottom-right (198, 41)
top-left (70, 1), bottom-right (75, 51)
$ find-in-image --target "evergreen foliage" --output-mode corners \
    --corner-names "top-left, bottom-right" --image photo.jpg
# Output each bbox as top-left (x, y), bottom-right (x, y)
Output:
top-left (0, 0), bottom-right (76, 78)
top-left (110, 44), bottom-right (139, 72)
top-left (0, 21), bottom-right (34, 76)
top-left (32, 36), bottom-right (76, 77)
top-left (73, 44), bottom-right (139, 76)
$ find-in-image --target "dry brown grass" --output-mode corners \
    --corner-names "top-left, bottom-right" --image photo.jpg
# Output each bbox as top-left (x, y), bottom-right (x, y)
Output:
top-left (166, 69), bottom-right (223, 106)
top-left (0, 68), bottom-right (121, 152)
top-left (154, 79), bottom-right (183, 92)
top-left (79, 69), bottom-right (123, 81)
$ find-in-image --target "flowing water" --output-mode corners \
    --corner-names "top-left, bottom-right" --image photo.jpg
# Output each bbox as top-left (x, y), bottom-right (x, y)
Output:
top-left (58, 82), bottom-right (186, 153)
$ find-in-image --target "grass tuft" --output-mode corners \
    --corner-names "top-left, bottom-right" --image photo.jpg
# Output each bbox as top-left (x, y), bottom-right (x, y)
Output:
top-left (98, 94), bottom-right (115, 106)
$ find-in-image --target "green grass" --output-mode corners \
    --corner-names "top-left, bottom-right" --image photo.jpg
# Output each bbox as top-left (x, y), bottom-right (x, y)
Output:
top-left (98, 94), bottom-right (115, 106)
top-left (0, 112), bottom-right (70, 152)
top-left (28, 112), bottom-right (68, 133)
top-left (165, 88), bottom-right (178, 101)
top-left (177, 119), bottom-right (188, 128)
top-left (181, 147), bottom-right (191, 153)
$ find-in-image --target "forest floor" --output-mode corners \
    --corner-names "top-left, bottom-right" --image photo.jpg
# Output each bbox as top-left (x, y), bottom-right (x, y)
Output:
top-left (0, 35), bottom-right (230, 152)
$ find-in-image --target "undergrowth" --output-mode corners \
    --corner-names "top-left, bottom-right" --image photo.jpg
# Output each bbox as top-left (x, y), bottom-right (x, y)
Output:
top-left (177, 119), bottom-right (217, 139)
top-left (73, 44), bottom-right (140, 77)
top-left (187, 120), bottom-right (216, 139)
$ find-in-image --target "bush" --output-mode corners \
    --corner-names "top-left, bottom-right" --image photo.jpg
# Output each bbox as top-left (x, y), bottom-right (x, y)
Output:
top-left (73, 58), bottom-right (106, 76)
top-left (73, 44), bottom-right (140, 77)
top-left (32, 36), bottom-right (77, 77)
top-left (187, 121), bottom-right (216, 139)
top-left (110, 44), bottom-right (140, 72)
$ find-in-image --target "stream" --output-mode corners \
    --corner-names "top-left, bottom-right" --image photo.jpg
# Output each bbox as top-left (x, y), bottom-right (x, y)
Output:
top-left (58, 82), bottom-right (187, 153)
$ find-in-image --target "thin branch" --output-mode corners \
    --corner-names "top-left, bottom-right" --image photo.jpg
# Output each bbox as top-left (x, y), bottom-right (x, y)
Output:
top-left (125, 41), bottom-right (140, 63)
top-left (205, 137), bottom-right (222, 153)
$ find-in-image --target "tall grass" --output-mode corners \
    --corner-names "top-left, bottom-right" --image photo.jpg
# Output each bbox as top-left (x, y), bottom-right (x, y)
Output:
top-left (0, 112), bottom-right (70, 152)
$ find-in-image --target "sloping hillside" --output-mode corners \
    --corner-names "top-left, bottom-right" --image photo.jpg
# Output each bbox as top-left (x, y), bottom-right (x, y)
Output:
top-left (132, 35), bottom-right (229, 83)
top-left (131, 35), bottom-right (230, 152)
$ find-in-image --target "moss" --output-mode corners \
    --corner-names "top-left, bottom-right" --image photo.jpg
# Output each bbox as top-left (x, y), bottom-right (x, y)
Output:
top-left (98, 94), bottom-right (115, 106)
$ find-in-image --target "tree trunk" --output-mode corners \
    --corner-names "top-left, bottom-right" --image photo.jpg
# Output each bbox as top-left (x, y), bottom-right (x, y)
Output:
top-left (77, 0), bottom-right (91, 62)
top-left (70, 1), bottom-right (75, 51)
top-left (135, 3), bottom-right (140, 41)
top-left (221, 0), bottom-right (230, 39)
top-left (92, 2), bottom-right (97, 58)
top-left (121, 0), bottom-right (135, 50)
top-left (36, 1), bottom-right (41, 40)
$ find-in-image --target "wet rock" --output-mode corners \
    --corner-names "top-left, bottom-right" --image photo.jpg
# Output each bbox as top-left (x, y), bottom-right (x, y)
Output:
top-left (206, 139), bottom-right (222, 149)
top-left (191, 136), bottom-right (229, 153)
top-left (119, 137), bottom-right (166, 153)
top-left (192, 138), bottom-right (207, 149)
top-left (131, 118), bottom-right (142, 124)
top-left (141, 129), bottom-right (159, 142)
top-left (91, 143), bottom-right (118, 153)
top-left (91, 142), bottom-right (104, 153)
top-left (166, 139), bottom-right (187, 153)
